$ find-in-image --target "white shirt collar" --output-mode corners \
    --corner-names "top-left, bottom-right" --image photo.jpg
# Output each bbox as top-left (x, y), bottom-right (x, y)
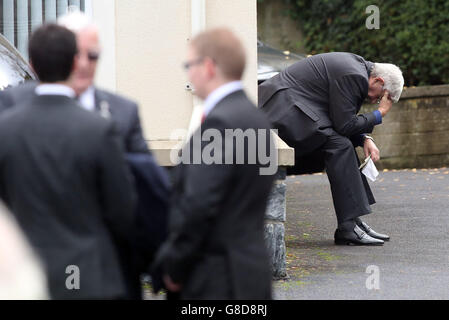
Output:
top-left (78, 86), bottom-right (96, 112)
top-left (203, 81), bottom-right (243, 116)
top-left (35, 84), bottom-right (75, 98)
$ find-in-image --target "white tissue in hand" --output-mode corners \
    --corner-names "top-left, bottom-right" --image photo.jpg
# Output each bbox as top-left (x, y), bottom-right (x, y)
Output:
top-left (361, 158), bottom-right (379, 182)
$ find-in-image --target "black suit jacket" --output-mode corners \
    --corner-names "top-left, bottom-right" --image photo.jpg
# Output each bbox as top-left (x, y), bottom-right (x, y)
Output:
top-left (120, 153), bottom-right (170, 298)
top-left (0, 82), bottom-right (148, 153)
top-left (259, 52), bottom-right (377, 157)
top-left (0, 94), bottom-right (136, 299)
top-left (153, 89), bottom-right (275, 300)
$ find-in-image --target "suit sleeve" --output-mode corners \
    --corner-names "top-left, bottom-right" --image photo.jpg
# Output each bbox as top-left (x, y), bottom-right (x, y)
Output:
top-left (0, 90), bottom-right (14, 114)
top-left (154, 118), bottom-right (234, 284)
top-left (126, 103), bottom-right (150, 153)
top-left (350, 134), bottom-right (367, 147)
top-left (97, 122), bottom-right (136, 241)
top-left (329, 74), bottom-right (377, 137)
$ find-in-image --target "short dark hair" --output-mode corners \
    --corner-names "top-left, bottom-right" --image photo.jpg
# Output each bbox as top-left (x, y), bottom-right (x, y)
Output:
top-left (28, 24), bottom-right (77, 83)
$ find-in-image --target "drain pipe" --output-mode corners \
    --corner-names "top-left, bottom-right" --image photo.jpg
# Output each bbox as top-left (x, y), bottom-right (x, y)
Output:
top-left (191, 0), bottom-right (206, 36)
top-left (186, 0), bottom-right (206, 138)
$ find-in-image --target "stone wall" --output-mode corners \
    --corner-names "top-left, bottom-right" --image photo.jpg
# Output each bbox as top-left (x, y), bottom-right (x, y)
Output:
top-left (257, 0), bottom-right (305, 53)
top-left (264, 168), bottom-right (287, 279)
top-left (358, 85), bottom-right (449, 169)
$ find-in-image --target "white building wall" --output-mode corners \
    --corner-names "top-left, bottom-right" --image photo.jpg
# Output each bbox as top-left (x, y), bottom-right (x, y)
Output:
top-left (93, 0), bottom-right (257, 141)
top-left (90, 0), bottom-right (117, 92)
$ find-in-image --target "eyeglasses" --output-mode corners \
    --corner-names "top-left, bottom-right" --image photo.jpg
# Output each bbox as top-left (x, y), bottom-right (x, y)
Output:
top-left (183, 57), bottom-right (204, 70)
top-left (87, 51), bottom-right (100, 61)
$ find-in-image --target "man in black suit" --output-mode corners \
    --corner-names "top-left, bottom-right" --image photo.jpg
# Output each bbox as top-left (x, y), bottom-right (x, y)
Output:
top-left (60, 12), bottom-right (168, 299)
top-left (0, 12), bottom-right (165, 299)
top-left (259, 52), bottom-right (404, 246)
top-left (59, 11), bottom-right (148, 153)
top-left (0, 11), bottom-right (148, 154)
top-left (153, 28), bottom-right (276, 299)
top-left (0, 24), bottom-right (136, 299)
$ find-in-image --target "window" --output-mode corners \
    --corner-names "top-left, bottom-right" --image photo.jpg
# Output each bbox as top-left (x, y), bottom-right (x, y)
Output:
top-left (0, 0), bottom-right (88, 60)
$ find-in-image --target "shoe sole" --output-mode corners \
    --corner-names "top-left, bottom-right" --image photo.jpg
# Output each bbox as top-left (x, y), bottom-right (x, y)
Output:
top-left (369, 236), bottom-right (390, 241)
top-left (374, 238), bottom-right (390, 241)
top-left (334, 239), bottom-right (384, 246)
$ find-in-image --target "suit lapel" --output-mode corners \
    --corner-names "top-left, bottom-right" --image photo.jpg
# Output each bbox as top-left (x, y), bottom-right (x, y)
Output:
top-left (93, 87), bottom-right (101, 112)
top-left (93, 88), bottom-right (111, 119)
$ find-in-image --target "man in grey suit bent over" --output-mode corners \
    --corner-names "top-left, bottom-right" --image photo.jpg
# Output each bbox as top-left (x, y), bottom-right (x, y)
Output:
top-left (259, 52), bottom-right (404, 246)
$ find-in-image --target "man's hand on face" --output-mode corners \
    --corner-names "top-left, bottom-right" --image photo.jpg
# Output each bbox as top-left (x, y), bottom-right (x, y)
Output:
top-left (364, 138), bottom-right (380, 162)
top-left (377, 90), bottom-right (393, 117)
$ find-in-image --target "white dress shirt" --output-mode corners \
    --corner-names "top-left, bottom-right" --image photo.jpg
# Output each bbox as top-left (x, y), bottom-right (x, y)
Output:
top-left (203, 80), bottom-right (244, 116)
top-left (77, 86), bottom-right (96, 112)
top-left (35, 84), bottom-right (75, 98)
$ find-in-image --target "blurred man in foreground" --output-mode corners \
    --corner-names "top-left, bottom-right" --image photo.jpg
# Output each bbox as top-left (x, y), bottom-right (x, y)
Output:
top-left (0, 24), bottom-right (135, 299)
top-left (0, 11), bottom-right (148, 154)
top-left (153, 28), bottom-right (275, 299)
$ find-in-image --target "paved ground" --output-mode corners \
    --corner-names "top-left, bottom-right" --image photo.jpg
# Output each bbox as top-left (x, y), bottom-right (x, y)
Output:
top-left (273, 167), bottom-right (449, 299)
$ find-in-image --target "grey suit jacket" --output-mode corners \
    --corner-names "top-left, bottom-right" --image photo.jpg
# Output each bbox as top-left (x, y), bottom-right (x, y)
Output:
top-left (0, 80), bottom-right (38, 113)
top-left (154, 90), bottom-right (275, 300)
top-left (259, 52), bottom-right (377, 155)
top-left (94, 89), bottom-right (149, 153)
top-left (0, 82), bottom-right (149, 153)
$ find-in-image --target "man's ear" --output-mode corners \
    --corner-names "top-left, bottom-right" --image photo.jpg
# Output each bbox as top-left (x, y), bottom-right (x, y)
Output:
top-left (376, 77), bottom-right (385, 86)
top-left (204, 57), bottom-right (216, 78)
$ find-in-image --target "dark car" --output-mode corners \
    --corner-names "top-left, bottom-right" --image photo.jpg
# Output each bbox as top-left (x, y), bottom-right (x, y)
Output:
top-left (257, 40), bottom-right (306, 84)
top-left (0, 34), bottom-right (36, 91)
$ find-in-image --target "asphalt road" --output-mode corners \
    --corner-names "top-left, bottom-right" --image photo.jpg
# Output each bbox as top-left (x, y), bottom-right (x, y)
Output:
top-left (273, 167), bottom-right (449, 299)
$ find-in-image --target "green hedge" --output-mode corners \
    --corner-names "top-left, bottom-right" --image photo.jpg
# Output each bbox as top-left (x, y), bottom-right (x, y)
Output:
top-left (276, 0), bottom-right (449, 86)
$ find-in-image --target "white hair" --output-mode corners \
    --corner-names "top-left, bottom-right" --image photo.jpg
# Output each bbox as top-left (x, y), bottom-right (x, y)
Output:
top-left (371, 63), bottom-right (404, 103)
top-left (57, 10), bottom-right (96, 33)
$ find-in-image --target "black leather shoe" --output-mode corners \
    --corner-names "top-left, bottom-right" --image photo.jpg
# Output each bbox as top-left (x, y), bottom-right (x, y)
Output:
top-left (358, 221), bottom-right (390, 241)
top-left (334, 225), bottom-right (384, 246)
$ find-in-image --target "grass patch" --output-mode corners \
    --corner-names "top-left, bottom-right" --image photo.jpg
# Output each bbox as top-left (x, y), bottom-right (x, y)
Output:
top-left (316, 251), bottom-right (341, 262)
